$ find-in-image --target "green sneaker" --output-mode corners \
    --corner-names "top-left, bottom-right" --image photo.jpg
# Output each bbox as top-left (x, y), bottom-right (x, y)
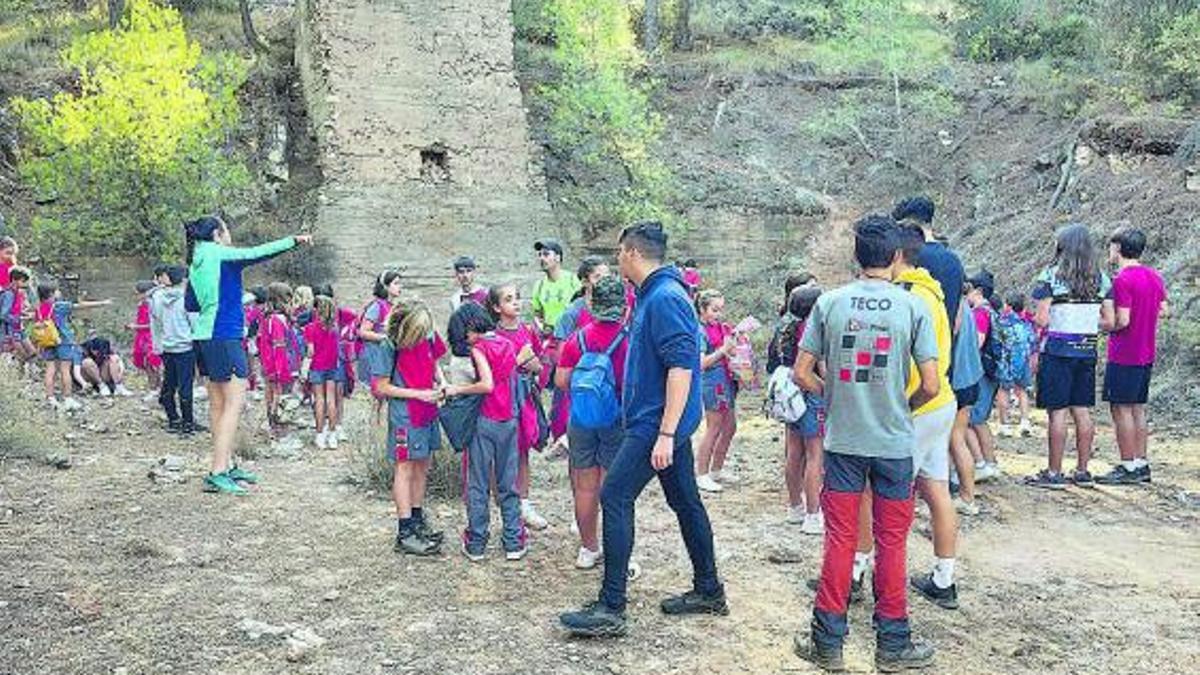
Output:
top-left (226, 465), bottom-right (259, 484)
top-left (203, 472), bottom-right (248, 495)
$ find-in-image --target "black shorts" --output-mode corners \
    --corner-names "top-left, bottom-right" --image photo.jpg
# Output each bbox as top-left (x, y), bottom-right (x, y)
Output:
top-left (195, 339), bottom-right (249, 383)
top-left (954, 383), bottom-right (979, 410)
top-left (1102, 363), bottom-right (1152, 405)
top-left (1036, 353), bottom-right (1096, 410)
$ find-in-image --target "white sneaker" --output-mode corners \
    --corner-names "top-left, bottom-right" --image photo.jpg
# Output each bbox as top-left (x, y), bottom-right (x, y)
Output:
top-left (249, 390), bottom-right (264, 401)
top-left (314, 431), bottom-right (328, 450)
top-left (627, 560), bottom-right (642, 581)
top-left (696, 474), bottom-right (724, 493)
top-left (975, 463), bottom-right (997, 483)
top-left (97, 387), bottom-right (111, 398)
top-left (141, 391), bottom-right (159, 403)
top-left (326, 431), bottom-right (339, 449)
top-left (113, 384), bottom-right (134, 398)
top-left (61, 396), bottom-right (84, 412)
top-left (715, 469), bottom-right (740, 485)
top-left (787, 505), bottom-right (806, 524)
top-left (522, 502), bottom-right (549, 530)
top-left (505, 546), bottom-right (528, 561)
top-left (1019, 420), bottom-right (1033, 437)
top-left (998, 424), bottom-right (1015, 438)
top-left (953, 497), bottom-right (981, 516)
top-left (193, 387), bottom-right (208, 401)
top-left (575, 546), bottom-right (602, 569)
top-left (336, 425), bottom-right (348, 442)
top-left (47, 396), bottom-right (60, 409)
top-left (570, 519), bottom-right (580, 536)
top-left (800, 512), bottom-right (825, 535)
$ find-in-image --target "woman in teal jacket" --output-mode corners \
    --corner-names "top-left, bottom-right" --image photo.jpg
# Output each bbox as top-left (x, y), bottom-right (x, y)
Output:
top-left (184, 216), bottom-right (311, 495)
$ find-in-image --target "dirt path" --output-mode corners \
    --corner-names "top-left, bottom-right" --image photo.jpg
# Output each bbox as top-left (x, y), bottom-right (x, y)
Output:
top-left (2, 379), bottom-right (1198, 674)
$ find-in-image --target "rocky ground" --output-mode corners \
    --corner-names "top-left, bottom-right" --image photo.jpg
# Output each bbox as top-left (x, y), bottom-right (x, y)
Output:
top-left (1, 364), bottom-right (1199, 674)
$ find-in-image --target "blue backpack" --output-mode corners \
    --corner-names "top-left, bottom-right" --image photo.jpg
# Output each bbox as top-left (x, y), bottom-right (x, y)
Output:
top-left (569, 327), bottom-right (627, 429)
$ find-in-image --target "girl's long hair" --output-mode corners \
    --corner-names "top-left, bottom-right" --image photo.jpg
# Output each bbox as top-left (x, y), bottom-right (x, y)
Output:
top-left (314, 294), bottom-right (336, 330)
top-left (781, 285), bottom-right (822, 352)
top-left (388, 300), bottom-right (433, 349)
top-left (372, 269), bottom-right (401, 300)
top-left (183, 216), bottom-right (223, 265)
top-left (447, 301), bottom-right (494, 357)
top-left (1053, 224), bottom-right (1101, 298)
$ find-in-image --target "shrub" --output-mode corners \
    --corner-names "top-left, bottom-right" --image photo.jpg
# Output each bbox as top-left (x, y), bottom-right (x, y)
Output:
top-left (957, 0), bottom-right (1095, 62)
top-left (691, 0), bottom-right (835, 42)
top-left (1152, 9), bottom-right (1200, 102)
top-left (11, 0), bottom-right (250, 261)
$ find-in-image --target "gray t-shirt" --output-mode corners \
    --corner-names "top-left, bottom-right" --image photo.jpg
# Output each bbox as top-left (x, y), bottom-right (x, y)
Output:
top-left (799, 279), bottom-right (938, 459)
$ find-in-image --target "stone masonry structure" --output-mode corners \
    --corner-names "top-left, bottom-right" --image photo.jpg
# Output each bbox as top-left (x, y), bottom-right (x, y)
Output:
top-left (296, 0), bottom-right (554, 310)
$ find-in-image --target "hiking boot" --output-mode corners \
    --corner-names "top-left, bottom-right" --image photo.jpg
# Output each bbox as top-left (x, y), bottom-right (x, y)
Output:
top-left (203, 472), bottom-right (248, 496)
top-left (559, 601), bottom-right (627, 638)
top-left (394, 529), bottom-right (440, 556)
top-left (1070, 469), bottom-right (1095, 488)
top-left (1024, 469), bottom-right (1067, 490)
top-left (807, 575), bottom-right (865, 604)
top-left (226, 465), bottom-right (259, 484)
top-left (910, 572), bottom-right (959, 610)
top-left (793, 634), bottom-right (846, 672)
top-left (660, 588), bottom-right (729, 616)
top-left (875, 641), bottom-right (935, 672)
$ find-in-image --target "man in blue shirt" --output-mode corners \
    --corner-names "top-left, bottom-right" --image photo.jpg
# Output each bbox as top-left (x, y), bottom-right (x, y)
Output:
top-left (894, 196), bottom-right (964, 324)
top-left (559, 220), bottom-right (726, 637)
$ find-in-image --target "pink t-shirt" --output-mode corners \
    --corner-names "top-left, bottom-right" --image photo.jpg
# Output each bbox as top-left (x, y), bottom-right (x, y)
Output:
top-left (1108, 265), bottom-right (1166, 366)
top-left (702, 321), bottom-right (734, 379)
top-left (496, 321), bottom-right (544, 366)
top-left (261, 313), bottom-right (293, 381)
top-left (395, 333), bottom-right (448, 427)
top-left (474, 334), bottom-right (517, 422)
top-left (303, 320), bottom-right (340, 371)
top-left (972, 305), bottom-right (991, 337)
top-left (0, 262), bottom-right (11, 290)
top-left (558, 320), bottom-right (629, 398)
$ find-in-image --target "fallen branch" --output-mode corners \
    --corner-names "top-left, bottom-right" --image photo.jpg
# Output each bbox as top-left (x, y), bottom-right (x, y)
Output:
top-left (1050, 136), bottom-right (1079, 210)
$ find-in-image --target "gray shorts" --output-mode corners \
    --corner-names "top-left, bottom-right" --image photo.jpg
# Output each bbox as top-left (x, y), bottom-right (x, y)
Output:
top-left (912, 401), bottom-right (956, 481)
top-left (568, 423), bottom-right (623, 470)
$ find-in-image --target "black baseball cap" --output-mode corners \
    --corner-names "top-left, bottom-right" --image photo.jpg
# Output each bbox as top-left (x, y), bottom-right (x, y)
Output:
top-left (452, 255), bottom-right (476, 271)
top-left (534, 239), bottom-right (564, 257)
top-left (968, 270), bottom-right (995, 297)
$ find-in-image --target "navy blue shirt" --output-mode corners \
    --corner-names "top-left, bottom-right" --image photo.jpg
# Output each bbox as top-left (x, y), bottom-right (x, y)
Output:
top-left (917, 241), bottom-right (964, 328)
top-left (621, 266), bottom-right (703, 444)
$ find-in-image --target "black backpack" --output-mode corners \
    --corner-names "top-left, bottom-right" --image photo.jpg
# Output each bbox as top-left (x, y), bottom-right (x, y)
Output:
top-left (978, 307), bottom-right (1002, 378)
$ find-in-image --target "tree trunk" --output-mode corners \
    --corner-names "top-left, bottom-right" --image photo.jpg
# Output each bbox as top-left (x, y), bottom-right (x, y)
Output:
top-left (240, 0), bottom-right (269, 53)
top-left (673, 0), bottom-right (693, 51)
top-left (107, 0), bottom-right (124, 29)
top-left (642, 0), bottom-right (660, 52)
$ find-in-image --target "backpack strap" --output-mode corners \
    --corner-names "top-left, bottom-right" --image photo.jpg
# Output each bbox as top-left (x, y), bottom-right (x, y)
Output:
top-left (603, 326), bottom-right (629, 358)
top-left (576, 329), bottom-right (587, 354)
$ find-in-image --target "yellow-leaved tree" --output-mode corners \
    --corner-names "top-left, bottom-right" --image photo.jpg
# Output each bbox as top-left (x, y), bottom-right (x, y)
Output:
top-left (12, 0), bottom-right (248, 259)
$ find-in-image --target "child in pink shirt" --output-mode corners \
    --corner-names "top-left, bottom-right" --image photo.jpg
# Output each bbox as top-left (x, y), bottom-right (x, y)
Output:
top-left (445, 302), bottom-right (525, 562)
top-left (489, 283), bottom-right (550, 530)
top-left (260, 282), bottom-right (295, 435)
top-left (303, 295), bottom-right (344, 449)
top-left (129, 280), bottom-right (162, 392)
top-left (695, 289), bottom-right (739, 492)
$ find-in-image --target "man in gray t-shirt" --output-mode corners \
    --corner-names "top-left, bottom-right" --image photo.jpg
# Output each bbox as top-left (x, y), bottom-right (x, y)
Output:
top-left (800, 280), bottom-right (938, 458)
top-left (793, 215), bottom-right (941, 673)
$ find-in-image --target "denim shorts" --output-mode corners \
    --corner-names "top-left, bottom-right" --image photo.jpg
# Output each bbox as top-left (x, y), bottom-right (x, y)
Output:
top-left (969, 375), bottom-right (998, 426)
top-left (788, 393), bottom-right (826, 439)
top-left (41, 344), bottom-right (80, 364)
top-left (701, 369), bottom-right (737, 412)
top-left (308, 367), bottom-right (346, 385)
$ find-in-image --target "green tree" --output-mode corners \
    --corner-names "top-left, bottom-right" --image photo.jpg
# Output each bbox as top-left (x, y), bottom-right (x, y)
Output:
top-left (12, 0), bottom-right (249, 260)
top-left (542, 0), bottom-right (677, 231)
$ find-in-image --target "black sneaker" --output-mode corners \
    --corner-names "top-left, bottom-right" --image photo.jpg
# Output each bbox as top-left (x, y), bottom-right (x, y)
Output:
top-left (1024, 469), bottom-right (1067, 490)
top-left (806, 575), bottom-right (866, 604)
top-left (559, 601), bottom-right (627, 637)
top-left (875, 641), bottom-right (936, 672)
top-left (1096, 464), bottom-right (1150, 485)
top-left (793, 633), bottom-right (846, 672)
top-left (909, 572), bottom-right (958, 610)
top-left (394, 529), bottom-right (440, 556)
top-left (165, 420), bottom-right (182, 435)
top-left (185, 422), bottom-right (209, 434)
top-left (416, 517), bottom-right (445, 545)
top-left (1070, 469), bottom-right (1095, 488)
top-left (660, 588), bottom-right (729, 616)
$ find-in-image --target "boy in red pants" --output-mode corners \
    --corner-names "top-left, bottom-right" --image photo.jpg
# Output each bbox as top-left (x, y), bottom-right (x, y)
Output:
top-left (793, 215), bottom-right (942, 672)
